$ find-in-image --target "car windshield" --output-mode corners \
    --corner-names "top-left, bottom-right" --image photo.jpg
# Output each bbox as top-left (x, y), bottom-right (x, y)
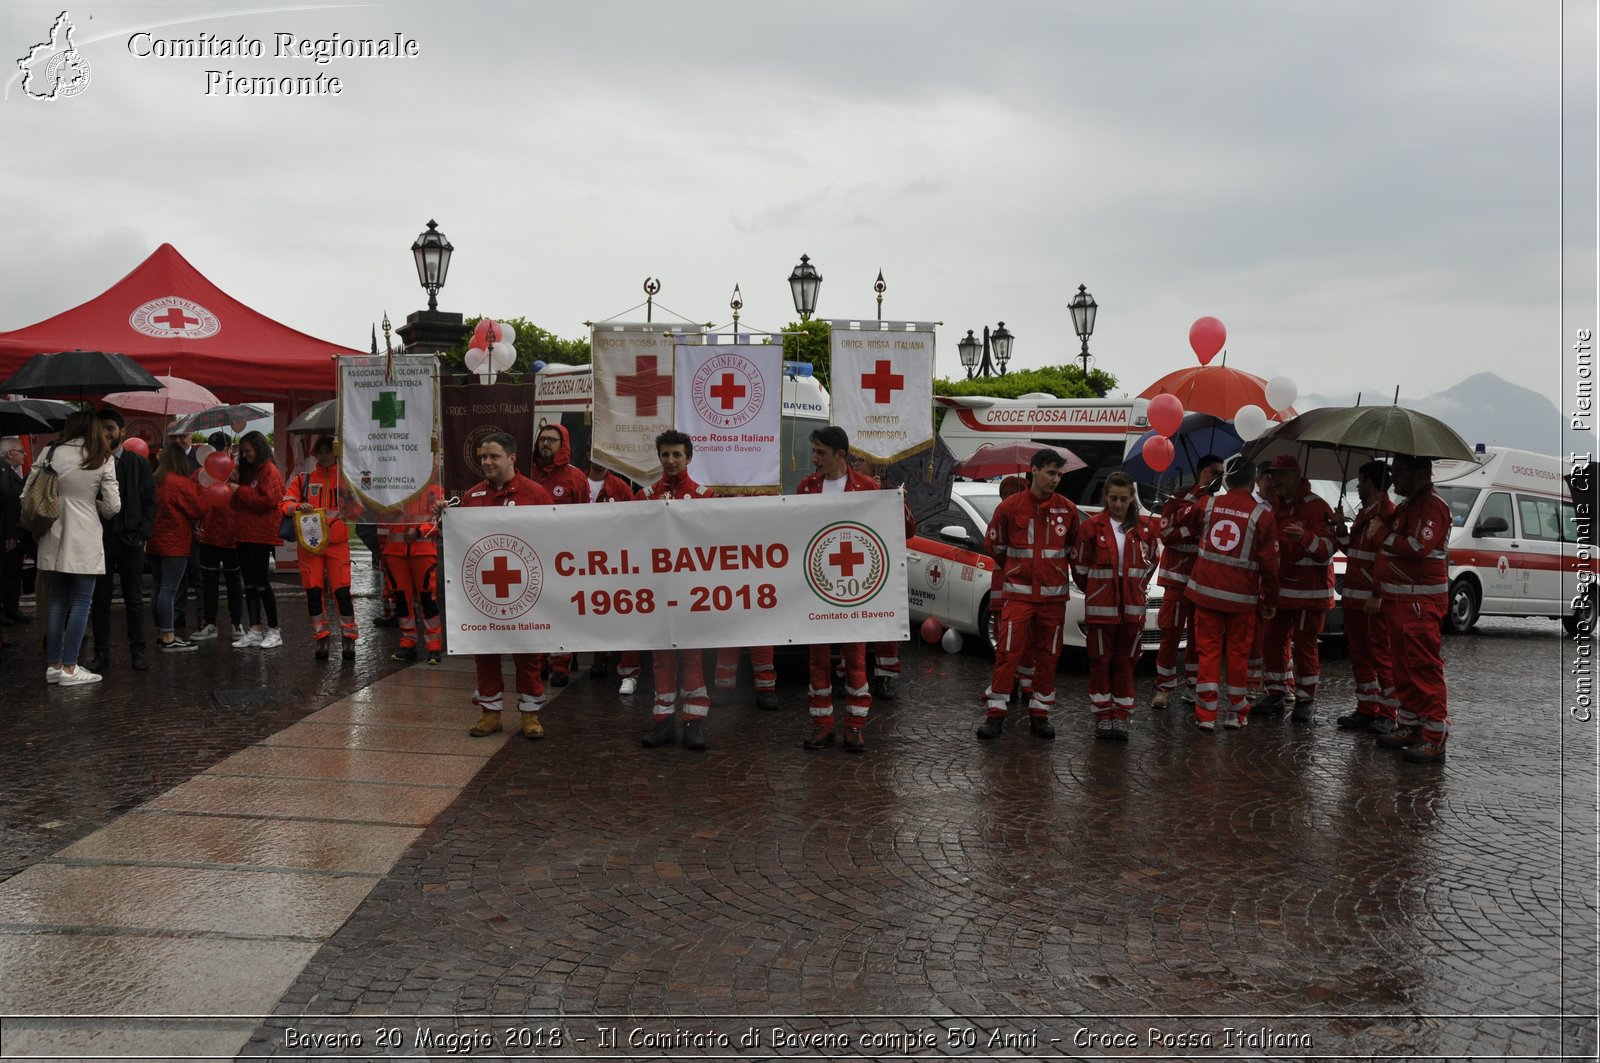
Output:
top-left (965, 493), bottom-right (1003, 528)
top-left (1436, 485), bottom-right (1481, 527)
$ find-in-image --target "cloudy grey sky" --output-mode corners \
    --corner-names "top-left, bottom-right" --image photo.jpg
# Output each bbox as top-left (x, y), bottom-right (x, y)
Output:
top-left (1, 1), bottom-right (1593, 412)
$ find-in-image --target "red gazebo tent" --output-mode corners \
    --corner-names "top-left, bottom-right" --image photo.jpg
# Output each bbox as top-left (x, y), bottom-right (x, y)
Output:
top-left (0, 243), bottom-right (357, 406)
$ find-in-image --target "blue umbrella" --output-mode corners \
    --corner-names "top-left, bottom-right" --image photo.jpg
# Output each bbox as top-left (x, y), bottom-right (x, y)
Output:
top-left (1124, 412), bottom-right (1245, 484)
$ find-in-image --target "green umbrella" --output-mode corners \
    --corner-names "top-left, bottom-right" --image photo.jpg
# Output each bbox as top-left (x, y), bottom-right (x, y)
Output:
top-left (1282, 405), bottom-right (1476, 461)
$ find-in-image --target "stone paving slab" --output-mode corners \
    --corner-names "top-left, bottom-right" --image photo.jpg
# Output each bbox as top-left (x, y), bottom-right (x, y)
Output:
top-left (2, 1019), bottom-right (261, 1063)
top-left (256, 720), bottom-right (504, 757)
top-left (206, 744), bottom-right (490, 788)
top-left (56, 811), bottom-right (421, 874)
top-left (310, 699), bottom-right (478, 730)
top-left (144, 771), bottom-right (468, 826)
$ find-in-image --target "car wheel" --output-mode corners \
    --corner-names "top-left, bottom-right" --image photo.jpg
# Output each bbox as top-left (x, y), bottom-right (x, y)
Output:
top-left (1444, 577), bottom-right (1479, 635)
top-left (981, 595), bottom-right (998, 654)
top-left (1565, 587), bottom-right (1596, 639)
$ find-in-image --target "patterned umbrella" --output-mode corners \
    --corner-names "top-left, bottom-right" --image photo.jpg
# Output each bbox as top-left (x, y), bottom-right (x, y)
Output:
top-left (103, 375), bottom-right (222, 416)
top-left (170, 403), bottom-right (272, 434)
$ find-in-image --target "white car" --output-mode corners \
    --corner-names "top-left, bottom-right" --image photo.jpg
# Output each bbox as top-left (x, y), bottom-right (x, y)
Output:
top-left (906, 482), bottom-right (1167, 653)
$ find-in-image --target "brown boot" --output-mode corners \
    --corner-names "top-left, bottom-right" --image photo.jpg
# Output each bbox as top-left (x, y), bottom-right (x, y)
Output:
top-left (469, 710), bottom-right (503, 737)
top-left (520, 713), bottom-right (544, 740)
top-left (1151, 689), bottom-right (1169, 710)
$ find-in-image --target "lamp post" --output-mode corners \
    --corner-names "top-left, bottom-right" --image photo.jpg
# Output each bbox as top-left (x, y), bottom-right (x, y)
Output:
top-left (1069, 283), bottom-right (1100, 394)
top-left (957, 323), bottom-right (1014, 379)
top-left (397, 219), bottom-right (470, 356)
top-left (788, 254), bottom-right (822, 321)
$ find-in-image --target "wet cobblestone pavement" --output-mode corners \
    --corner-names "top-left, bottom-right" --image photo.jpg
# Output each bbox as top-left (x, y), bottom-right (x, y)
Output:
top-left (0, 575), bottom-right (1592, 1059)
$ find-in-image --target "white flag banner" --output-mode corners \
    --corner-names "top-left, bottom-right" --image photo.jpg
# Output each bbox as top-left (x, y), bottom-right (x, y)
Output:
top-left (591, 324), bottom-right (690, 485)
top-left (339, 354), bottom-right (438, 510)
top-left (829, 328), bottom-right (936, 463)
top-left (673, 342), bottom-right (782, 492)
top-left (441, 492), bottom-right (908, 654)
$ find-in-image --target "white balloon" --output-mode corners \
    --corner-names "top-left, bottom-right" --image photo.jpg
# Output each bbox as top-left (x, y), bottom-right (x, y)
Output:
top-left (1235, 404), bottom-right (1269, 441)
top-left (496, 323), bottom-right (516, 346)
top-left (941, 628), bottom-right (964, 653)
top-left (1265, 376), bottom-right (1298, 413)
top-left (464, 346), bottom-right (488, 372)
top-left (489, 341), bottom-right (517, 371)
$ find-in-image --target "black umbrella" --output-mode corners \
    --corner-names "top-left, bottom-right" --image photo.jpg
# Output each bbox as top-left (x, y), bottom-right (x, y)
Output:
top-left (0, 401), bottom-right (53, 435)
top-left (285, 398), bottom-right (336, 434)
top-left (883, 435), bottom-right (957, 525)
top-left (0, 350), bottom-right (163, 398)
top-left (13, 399), bottom-right (75, 429)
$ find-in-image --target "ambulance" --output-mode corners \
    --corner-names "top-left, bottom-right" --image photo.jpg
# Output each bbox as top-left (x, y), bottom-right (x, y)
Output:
top-left (1429, 446), bottom-right (1595, 635)
top-left (532, 361), bottom-right (831, 494)
top-left (935, 394), bottom-right (1145, 506)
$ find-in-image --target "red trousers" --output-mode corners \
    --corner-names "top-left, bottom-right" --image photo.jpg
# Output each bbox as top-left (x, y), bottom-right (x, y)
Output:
top-left (1263, 608), bottom-right (1326, 702)
top-left (1344, 604), bottom-right (1396, 720)
top-left (809, 643), bottom-right (869, 725)
top-left (987, 598), bottom-right (1065, 717)
top-left (653, 650), bottom-right (710, 719)
top-left (983, 595), bottom-right (1035, 702)
top-left (474, 653), bottom-right (545, 714)
top-left (387, 554), bottom-right (440, 651)
top-left (1154, 589), bottom-right (1197, 692)
top-left (298, 543), bottom-right (351, 591)
top-left (1193, 607), bottom-right (1256, 723)
top-left (872, 641), bottom-right (901, 678)
top-left (1383, 600), bottom-right (1449, 741)
top-left (615, 650), bottom-right (643, 679)
top-left (1087, 622), bottom-right (1142, 720)
top-left (714, 645), bottom-right (776, 691)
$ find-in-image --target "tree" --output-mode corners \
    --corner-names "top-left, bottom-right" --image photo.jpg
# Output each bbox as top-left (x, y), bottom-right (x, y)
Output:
top-left (438, 316), bottom-right (593, 382)
top-left (775, 319), bottom-right (833, 390)
top-left (934, 364), bottom-right (1118, 399)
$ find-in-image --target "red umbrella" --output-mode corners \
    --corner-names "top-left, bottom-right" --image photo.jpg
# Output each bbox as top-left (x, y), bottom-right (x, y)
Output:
top-left (1139, 365), bottom-right (1295, 422)
top-left (952, 441), bottom-right (1087, 480)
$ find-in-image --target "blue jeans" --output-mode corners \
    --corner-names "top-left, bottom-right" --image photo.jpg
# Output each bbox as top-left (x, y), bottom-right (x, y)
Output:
top-left (153, 555), bottom-right (189, 636)
top-left (46, 572), bottom-right (97, 668)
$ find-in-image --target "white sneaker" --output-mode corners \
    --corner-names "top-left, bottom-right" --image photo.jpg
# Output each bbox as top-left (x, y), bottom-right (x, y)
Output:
top-left (1222, 710), bottom-right (1241, 730)
top-left (233, 628), bottom-right (264, 648)
top-left (259, 628), bottom-right (283, 649)
top-left (231, 623), bottom-right (245, 640)
top-left (58, 668), bottom-right (102, 686)
top-left (190, 623), bottom-right (219, 641)
top-left (618, 677), bottom-right (637, 696)
top-left (45, 666), bottom-right (63, 684)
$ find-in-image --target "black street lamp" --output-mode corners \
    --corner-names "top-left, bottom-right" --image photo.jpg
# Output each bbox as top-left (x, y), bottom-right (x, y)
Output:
top-left (958, 323), bottom-right (1014, 378)
top-left (1069, 283), bottom-right (1100, 393)
top-left (410, 219), bottom-right (454, 312)
top-left (788, 254), bottom-right (822, 321)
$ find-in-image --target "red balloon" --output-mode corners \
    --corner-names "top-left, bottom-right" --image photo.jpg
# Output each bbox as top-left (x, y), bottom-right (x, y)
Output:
top-left (204, 451), bottom-right (234, 481)
top-left (1189, 316), bottom-right (1227, 365)
top-left (1148, 393), bottom-right (1185, 437)
top-left (122, 437), bottom-right (149, 458)
top-left (472, 318), bottom-right (500, 345)
top-left (205, 482), bottom-right (232, 506)
top-left (1141, 434), bottom-right (1175, 473)
top-left (919, 615), bottom-right (943, 644)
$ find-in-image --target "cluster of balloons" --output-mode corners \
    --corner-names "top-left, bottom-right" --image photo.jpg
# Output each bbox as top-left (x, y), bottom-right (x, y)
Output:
top-left (1233, 376), bottom-right (1298, 442)
top-left (198, 450), bottom-right (236, 505)
top-left (465, 319), bottom-right (518, 382)
top-left (1140, 392), bottom-right (1185, 472)
top-left (919, 615), bottom-right (964, 653)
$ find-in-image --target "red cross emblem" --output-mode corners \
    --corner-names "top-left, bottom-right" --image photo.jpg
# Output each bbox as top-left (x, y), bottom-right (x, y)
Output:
top-left (617, 355), bottom-right (673, 417)
top-left (708, 372), bottom-right (746, 410)
top-left (860, 359), bottom-right (905, 404)
top-left (829, 538), bottom-right (866, 576)
top-left (480, 554), bottom-right (523, 598)
top-left (1209, 519), bottom-right (1242, 552)
top-left (154, 307), bottom-right (198, 330)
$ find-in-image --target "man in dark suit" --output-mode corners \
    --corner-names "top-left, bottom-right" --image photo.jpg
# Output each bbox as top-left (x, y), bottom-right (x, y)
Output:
top-left (0, 437), bottom-right (26, 626)
top-left (87, 410), bottom-right (155, 672)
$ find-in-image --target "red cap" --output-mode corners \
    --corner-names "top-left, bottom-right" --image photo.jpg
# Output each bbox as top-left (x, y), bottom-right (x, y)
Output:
top-left (1267, 454), bottom-right (1300, 472)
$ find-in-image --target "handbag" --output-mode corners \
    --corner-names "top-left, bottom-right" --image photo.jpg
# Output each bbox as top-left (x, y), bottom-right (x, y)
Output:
top-left (279, 473), bottom-right (307, 541)
top-left (19, 444), bottom-right (61, 538)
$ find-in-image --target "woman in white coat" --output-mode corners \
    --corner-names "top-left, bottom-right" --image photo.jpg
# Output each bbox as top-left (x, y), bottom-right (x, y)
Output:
top-left (28, 410), bottom-right (121, 685)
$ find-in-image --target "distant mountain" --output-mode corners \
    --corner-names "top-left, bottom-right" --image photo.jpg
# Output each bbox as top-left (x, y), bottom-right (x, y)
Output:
top-left (1298, 372), bottom-right (1575, 456)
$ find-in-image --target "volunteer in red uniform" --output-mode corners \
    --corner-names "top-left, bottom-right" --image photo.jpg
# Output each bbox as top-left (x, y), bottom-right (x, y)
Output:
top-left (1369, 452), bottom-right (1453, 763)
top-left (640, 431), bottom-right (716, 751)
top-left (1073, 472), bottom-right (1158, 740)
top-left (530, 423), bottom-right (591, 687)
top-left (381, 479), bottom-right (444, 664)
top-left (583, 461), bottom-right (641, 688)
top-left (796, 426), bottom-right (892, 753)
top-left (229, 431), bottom-right (285, 649)
top-left (148, 445), bottom-right (206, 653)
top-left (280, 436), bottom-right (360, 661)
top-left (1335, 460), bottom-right (1399, 733)
top-left (1259, 454), bottom-right (1336, 722)
top-left (1150, 455), bottom-right (1223, 709)
top-left (1246, 463), bottom-right (1276, 699)
top-left (981, 475), bottom-right (1031, 707)
top-left (1180, 457), bottom-right (1281, 731)
top-left (452, 431), bottom-right (554, 740)
top-left (976, 448), bottom-right (1080, 741)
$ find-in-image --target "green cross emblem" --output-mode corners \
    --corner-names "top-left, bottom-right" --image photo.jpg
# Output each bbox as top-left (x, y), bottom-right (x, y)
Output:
top-left (371, 391), bottom-right (406, 428)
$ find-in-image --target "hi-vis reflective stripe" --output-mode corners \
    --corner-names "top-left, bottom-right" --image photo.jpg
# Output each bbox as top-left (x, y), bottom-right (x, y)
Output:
top-left (1085, 605), bottom-right (1121, 618)
top-left (1083, 567), bottom-right (1117, 579)
top-left (1187, 579), bottom-right (1258, 605)
top-left (1380, 580), bottom-right (1449, 596)
top-left (1293, 557), bottom-right (1327, 567)
top-left (1039, 548), bottom-right (1069, 559)
top-left (1347, 548), bottom-right (1377, 562)
top-left (1279, 587), bottom-right (1332, 601)
top-left (1005, 581), bottom-right (1069, 597)
top-left (1166, 542), bottom-right (1198, 554)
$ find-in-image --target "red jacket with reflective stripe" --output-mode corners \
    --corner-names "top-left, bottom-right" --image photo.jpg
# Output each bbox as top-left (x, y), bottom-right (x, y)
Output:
top-left (1271, 480), bottom-right (1336, 609)
top-left (1073, 510), bottom-right (1158, 623)
top-left (460, 473), bottom-right (552, 509)
top-left (531, 424), bottom-right (592, 504)
top-left (1337, 495), bottom-right (1395, 602)
top-left (988, 489), bottom-right (1080, 603)
top-left (1181, 489), bottom-right (1281, 614)
top-left (1374, 487), bottom-right (1451, 606)
top-left (1155, 483), bottom-right (1209, 589)
top-left (280, 464), bottom-right (352, 549)
top-left (642, 471), bottom-right (713, 501)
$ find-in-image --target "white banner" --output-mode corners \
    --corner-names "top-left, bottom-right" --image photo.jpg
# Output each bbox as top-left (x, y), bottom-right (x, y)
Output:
top-left (829, 328), bottom-right (936, 463)
top-left (441, 492), bottom-right (908, 654)
top-left (591, 324), bottom-right (690, 485)
top-left (673, 342), bottom-right (782, 492)
top-left (339, 355), bottom-right (438, 510)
